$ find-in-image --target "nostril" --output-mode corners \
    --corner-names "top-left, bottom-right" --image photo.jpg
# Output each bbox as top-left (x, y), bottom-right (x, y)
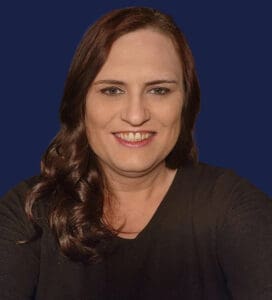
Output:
top-left (121, 105), bottom-right (150, 126)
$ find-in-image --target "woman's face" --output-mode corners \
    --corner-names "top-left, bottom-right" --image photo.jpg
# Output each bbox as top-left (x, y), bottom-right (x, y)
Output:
top-left (85, 28), bottom-right (184, 177)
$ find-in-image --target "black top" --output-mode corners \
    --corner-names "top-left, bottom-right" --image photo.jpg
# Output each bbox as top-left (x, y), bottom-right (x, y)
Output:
top-left (1, 163), bottom-right (272, 299)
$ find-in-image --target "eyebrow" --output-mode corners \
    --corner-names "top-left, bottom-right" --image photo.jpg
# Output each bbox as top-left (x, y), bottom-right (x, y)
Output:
top-left (93, 79), bottom-right (178, 86)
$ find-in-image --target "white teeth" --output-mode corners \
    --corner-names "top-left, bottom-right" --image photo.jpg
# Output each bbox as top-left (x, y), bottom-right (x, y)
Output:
top-left (135, 132), bottom-right (141, 141)
top-left (128, 132), bottom-right (134, 141)
top-left (115, 132), bottom-right (153, 142)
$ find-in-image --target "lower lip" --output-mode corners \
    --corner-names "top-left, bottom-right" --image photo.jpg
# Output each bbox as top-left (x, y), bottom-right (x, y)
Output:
top-left (113, 134), bottom-right (155, 148)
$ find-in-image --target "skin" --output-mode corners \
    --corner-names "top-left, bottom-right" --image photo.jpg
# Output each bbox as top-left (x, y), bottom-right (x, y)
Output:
top-left (85, 28), bottom-right (184, 237)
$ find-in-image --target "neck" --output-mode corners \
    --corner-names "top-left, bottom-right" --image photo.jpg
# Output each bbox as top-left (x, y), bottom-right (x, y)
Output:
top-left (101, 161), bottom-right (178, 235)
top-left (102, 161), bottom-right (176, 204)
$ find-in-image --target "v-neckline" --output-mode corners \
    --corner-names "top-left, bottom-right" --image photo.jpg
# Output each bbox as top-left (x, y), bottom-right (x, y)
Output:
top-left (114, 166), bottom-right (183, 243)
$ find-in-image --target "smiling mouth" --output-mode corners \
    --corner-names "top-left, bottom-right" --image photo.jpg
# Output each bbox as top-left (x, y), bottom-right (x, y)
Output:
top-left (112, 131), bottom-right (156, 147)
top-left (113, 131), bottom-right (155, 142)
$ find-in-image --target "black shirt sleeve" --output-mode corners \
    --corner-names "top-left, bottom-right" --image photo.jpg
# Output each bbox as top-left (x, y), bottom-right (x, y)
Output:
top-left (0, 181), bottom-right (40, 299)
top-left (216, 175), bottom-right (272, 299)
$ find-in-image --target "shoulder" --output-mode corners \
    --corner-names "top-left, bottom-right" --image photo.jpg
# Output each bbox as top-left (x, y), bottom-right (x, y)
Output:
top-left (180, 162), bottom-right (271, 228)
top-left (0, 176), bottom-right (39, 215)
top-left (194, 162), bottom-right (270, 204)
top-left (182, 161), bottom-right (240, 183)
top-left (182, 161), bottom-right (268, 197)
top-left (0, 176), bottom-right (40, 240)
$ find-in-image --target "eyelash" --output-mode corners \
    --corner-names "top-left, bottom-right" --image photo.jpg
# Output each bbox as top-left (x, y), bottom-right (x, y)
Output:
top-left (100, 86), bottom-right (171, 96)
top-left (149, 87), bottom-right (170, 95)
top-left (100, 87), bottom-right (124, 95)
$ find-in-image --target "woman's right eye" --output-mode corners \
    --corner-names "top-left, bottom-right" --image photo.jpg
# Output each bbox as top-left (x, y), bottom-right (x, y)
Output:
top-left (100, 86), bottom-right (124, 95)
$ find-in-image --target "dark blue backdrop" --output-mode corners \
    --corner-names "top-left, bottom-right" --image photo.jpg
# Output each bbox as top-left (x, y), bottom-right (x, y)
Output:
top-left (1, 1), bottom-right (271, 196)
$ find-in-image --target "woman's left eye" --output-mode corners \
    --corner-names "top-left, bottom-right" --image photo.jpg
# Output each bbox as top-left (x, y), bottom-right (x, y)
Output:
top-left (149, 87), bottom-right (170, 95)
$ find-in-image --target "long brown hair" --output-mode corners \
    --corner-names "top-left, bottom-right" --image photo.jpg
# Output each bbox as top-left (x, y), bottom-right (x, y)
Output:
top-left (25, 7), bottom-right (200, 263)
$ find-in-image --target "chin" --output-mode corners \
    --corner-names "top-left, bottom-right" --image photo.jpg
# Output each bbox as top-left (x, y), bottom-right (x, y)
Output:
top-left (111, 159), bottom-right (164, 176)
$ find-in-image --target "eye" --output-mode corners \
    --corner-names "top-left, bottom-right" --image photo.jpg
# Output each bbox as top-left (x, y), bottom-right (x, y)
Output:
top-left (149, 87), bottom-right (170, 95)
top-left (100, 86), bottom-right (124, 96)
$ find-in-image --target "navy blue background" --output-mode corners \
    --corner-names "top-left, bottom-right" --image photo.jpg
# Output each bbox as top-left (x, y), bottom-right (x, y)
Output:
top-left (0, 1), bottom-right (271, 196)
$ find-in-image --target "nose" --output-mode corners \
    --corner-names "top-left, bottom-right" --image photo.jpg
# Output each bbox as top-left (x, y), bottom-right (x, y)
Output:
top-left (121, 94), bottom-right (150, 126)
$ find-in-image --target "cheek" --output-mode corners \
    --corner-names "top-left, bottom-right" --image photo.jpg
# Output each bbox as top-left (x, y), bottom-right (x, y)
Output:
top-left (85, 97), bottom-right (118, 131)
top-left (85, 106), bottom-right (116, 152)
top-left (159, 102), bottom-right (182, 129)
top-left (161, 107), bottom-right (182, 146)
top-left (84, 109), bottom-right (101, 144)
top-left (85, 102), bottom-right (107, 131)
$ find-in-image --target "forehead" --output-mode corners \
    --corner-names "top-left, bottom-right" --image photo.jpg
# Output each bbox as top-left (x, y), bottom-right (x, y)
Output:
top-left (95, 29), bottom-right (183, 81)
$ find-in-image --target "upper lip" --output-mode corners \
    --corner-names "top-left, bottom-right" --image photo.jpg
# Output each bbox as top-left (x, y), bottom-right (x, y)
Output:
top-left (112, 130), bottom-right (156, 134)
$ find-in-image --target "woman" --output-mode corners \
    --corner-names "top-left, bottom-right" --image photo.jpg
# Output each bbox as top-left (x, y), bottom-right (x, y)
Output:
top-left (0, 7), bottom-right (271, 300)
